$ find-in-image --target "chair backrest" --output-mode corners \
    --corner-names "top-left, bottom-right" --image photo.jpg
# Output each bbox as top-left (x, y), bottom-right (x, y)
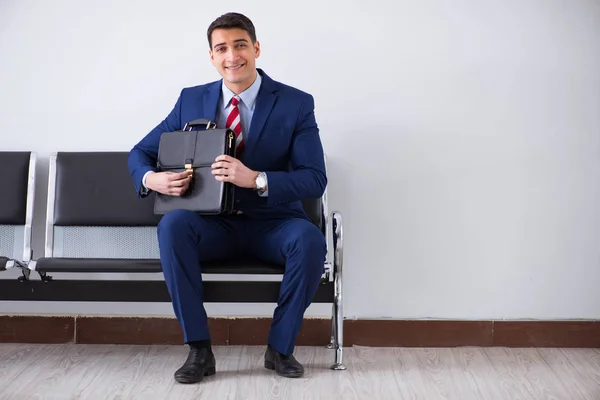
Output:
top-left (301, 153), bottom-right (328, 236)
top-left (0, 151), bottom-right (35, 262)
top-left (46, 152), bottom-right (161, 259)
top-left (46, 151), bottom-right (327, 259)
top-left (302, 198), bottom-right (324, 235)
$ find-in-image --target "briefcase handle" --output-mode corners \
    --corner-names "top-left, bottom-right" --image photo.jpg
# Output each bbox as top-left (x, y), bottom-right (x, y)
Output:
top-left (183, 119), bottom-right (217, 131)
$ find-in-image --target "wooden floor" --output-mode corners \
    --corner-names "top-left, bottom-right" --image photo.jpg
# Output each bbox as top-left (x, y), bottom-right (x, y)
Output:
top-left (1, 344), bottom-right (599, 399)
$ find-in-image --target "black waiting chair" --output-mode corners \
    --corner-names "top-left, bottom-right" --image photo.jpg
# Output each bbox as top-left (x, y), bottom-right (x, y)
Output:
top-left (23, 151), bottom-right (346, 369)
top-left (0, 151), bottom-right (36, 274)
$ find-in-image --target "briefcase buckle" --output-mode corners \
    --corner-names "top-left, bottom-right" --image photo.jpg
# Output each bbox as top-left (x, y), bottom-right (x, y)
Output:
top-left (185, 163), bottom-right (193, 172)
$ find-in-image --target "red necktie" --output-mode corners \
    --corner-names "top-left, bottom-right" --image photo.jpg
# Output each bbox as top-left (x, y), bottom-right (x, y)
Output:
top-left (226, 96), bottom-right (244, 156)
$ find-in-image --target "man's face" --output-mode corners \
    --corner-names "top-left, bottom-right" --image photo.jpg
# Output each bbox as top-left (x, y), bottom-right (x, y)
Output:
top-left (209, 28), bottom-right (260, 92)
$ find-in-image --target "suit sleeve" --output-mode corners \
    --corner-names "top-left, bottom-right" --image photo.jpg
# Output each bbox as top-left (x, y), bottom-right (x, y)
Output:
top-left (127, 90), bottom-right (183, 197)
top-left (264, 94), bottom-right (327, 204)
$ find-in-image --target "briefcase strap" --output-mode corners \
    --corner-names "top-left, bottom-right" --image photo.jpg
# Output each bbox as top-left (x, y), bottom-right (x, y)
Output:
top-left (184, 132), bottom-right (199, 172)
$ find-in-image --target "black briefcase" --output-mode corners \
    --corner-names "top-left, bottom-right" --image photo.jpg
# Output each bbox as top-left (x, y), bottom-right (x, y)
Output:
top-left (153, 119), bottom-right (236, 215)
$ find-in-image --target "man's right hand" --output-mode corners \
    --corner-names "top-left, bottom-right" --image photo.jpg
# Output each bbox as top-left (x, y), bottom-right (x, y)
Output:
top-left (146, 171), bottom-right (192, 196)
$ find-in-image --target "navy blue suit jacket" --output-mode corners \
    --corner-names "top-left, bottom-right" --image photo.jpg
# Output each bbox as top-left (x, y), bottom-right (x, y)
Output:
top-left (127, 69), bottom-right (327, 221)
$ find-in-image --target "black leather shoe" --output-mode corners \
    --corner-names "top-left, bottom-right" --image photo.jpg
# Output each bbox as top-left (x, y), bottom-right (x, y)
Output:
top-left (174, 347), bottom-right (216, 384)
top-left (264, 345), bottom-right (304, 378)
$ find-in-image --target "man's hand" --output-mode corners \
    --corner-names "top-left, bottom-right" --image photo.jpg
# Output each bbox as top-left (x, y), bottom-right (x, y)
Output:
top-left (211, 155), bottom-right (258, 188)
top-left (146, 171), bottom-right (192, 196)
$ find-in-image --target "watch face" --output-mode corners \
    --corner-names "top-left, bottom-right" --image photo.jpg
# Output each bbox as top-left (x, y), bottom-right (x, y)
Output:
top-left (257, 175), bottom-right (266, 188)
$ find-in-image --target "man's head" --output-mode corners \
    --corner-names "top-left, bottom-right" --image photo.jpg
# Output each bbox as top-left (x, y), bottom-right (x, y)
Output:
top-left (207, 13), bottom-right (260, 94)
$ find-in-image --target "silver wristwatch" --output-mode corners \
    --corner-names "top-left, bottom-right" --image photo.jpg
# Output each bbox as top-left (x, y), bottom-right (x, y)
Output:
top-left (255, 171), bottom-right (267, 191)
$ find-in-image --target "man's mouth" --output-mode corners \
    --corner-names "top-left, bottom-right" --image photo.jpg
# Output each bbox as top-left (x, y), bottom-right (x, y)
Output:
top-left (226, 63), bottom-right (245, 71)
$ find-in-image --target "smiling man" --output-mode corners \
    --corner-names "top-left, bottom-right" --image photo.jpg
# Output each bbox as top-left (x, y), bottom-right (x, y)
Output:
top-left (127, 12), bottom-right (328, 384)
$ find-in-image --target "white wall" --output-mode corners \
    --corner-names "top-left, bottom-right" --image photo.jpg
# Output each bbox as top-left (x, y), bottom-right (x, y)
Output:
top-left (1, 0), bottom-right (599, 320)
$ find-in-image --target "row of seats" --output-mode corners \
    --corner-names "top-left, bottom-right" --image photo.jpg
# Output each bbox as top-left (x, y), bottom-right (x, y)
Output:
top-left (0, 151), bottom-right (346, 370)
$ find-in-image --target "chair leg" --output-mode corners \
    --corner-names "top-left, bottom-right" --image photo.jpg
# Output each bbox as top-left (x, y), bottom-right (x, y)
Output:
top-left (330, 211), bottom-right (346, 370)
top-left (326, 303), bottom-right (335, 349)
top-left (330, 288), bottom-right (346, 370)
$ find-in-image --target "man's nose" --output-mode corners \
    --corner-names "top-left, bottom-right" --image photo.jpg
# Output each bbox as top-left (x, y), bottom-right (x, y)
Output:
top-left (226, 48), bottom-right (239, 62)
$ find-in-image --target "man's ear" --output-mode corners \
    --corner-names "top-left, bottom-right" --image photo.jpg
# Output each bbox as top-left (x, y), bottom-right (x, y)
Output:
top-left (254, 41), bottom-right (261, 58)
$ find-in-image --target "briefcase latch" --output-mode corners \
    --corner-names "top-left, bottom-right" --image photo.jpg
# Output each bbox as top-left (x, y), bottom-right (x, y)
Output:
top-left (185, 163), bottom-right (193, 173)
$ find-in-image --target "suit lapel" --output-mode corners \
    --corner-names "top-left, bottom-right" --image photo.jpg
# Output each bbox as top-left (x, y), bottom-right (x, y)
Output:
top-left (203, 80), bottom-right (221, 124)
top-left (245, 70), bottom-right (277, 158)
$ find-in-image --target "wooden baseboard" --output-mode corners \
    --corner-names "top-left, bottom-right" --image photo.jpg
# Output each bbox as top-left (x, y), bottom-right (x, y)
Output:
top-left (1, 315), bottom-right (599, 347)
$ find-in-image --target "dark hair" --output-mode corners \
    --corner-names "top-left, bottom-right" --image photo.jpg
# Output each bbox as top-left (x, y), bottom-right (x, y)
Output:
top-left (207, 12), bottom-right (257, 48)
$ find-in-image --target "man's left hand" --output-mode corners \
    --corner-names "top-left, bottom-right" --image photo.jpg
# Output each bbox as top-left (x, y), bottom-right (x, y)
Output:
top-left (211, 155), bottom-right (257, 188)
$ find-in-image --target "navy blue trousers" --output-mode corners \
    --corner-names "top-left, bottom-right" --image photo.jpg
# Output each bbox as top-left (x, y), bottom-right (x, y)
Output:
top-left (157, 210), bottom-right (326, 355)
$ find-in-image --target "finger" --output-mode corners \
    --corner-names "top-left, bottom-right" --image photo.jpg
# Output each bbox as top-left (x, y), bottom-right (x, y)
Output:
top-left (169, 177), bottom-right (191, 187)
top-left (172, 175), bottom-right (191, 185)
top-left (211, 161), bottom-right (228, 169)
top-left (215, 154), bottom-right (234, 163)
top-left (166, 171), bottom-right (190, 180)
top-left (171, 185), bottom-right (188, 196)
top-left (214, 175), bottom-right (230, 182)
top-left (211, 167), bottom-right (229, 175)
top-left (165, 174), bottom-right (190, 185)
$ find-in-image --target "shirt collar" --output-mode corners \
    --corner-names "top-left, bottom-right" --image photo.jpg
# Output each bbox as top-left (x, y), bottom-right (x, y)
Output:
top-left (221, 70), bottom-right (262, 111)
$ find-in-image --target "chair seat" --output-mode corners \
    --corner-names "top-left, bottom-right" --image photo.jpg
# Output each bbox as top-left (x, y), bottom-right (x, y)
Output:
top-left (35, 257), bottom-right (286, 274)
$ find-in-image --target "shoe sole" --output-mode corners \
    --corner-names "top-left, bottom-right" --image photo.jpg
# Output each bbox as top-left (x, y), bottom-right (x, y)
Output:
top-left (264, 360), bottom-right (304, 378)
top-left (175, 366), bottom-right (216, 384)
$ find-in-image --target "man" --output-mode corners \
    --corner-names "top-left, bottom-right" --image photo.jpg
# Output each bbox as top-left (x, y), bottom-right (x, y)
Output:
top-left (127, 12), bottom-right (327, 384)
